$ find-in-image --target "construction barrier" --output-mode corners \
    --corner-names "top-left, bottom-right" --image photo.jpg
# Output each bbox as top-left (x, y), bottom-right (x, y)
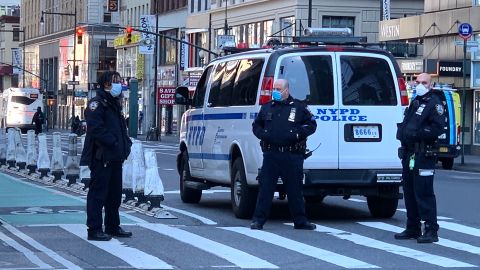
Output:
top-left (37, 133), bottom-right (50, 177)
top-left (79, 135), bottom-right (90, 189)
top-left (64, 134), bottom-right (80, 186)
top-left (14, 128), bottom-right (27, 170)
top-left (0, 128), bottom-right (6, 166)
top-left (6, 129), bottom-right (16, 168)
top-left (50, 132), bottom-right (64, 181)
top-left (144, 149), bottom-right (164, 210)
top-left (26, 130), bottom-right (38, 174)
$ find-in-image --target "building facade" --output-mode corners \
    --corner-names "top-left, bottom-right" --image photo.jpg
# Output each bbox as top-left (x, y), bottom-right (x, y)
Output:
top-left (379, 0), bottom-right (480, 154)
top-left (21, 0), bottom-right (120, 129)
top-left (0, 14), bottom-right (21, 90)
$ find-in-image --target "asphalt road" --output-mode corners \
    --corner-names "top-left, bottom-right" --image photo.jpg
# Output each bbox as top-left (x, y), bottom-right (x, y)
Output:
top-left (0, 134), bottom-right (479, 269)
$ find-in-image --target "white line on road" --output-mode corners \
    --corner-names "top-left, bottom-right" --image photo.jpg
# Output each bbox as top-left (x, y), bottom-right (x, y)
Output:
top-left (222, 226), bottom-right (378, 269)
top-left (139, 223), bottom-right (278, 269)
top-left (1, 221), bottom-right (81, 270)
top-left (60, 224), bottom-right (173, 269)
top-left (348, 198), bottom-right (366, 203)
top-left (306, 223), bottom-right (475, 268)
top-left (358, 222), bottom-right (480, 256)
top-left (160, 204), bottom-right (217, 225)
top-left (397, 209), bottom-right (453, 220)
top-left (439, 221), bottom-right (480, 237)
top-left (0, 228), bottom-right (52, 269)
top-left (164, 190), bottom-right (230, 194)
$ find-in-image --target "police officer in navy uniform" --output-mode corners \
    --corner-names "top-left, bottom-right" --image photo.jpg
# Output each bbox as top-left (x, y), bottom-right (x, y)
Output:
top-left (250, 79), bottom-right (317, 230)
top-left (80, 71), bottom-right (132, 241)
top-left (395, 73), bottom-right (446, 243)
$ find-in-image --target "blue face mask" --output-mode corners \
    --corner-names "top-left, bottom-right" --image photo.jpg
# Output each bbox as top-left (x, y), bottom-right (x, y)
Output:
top-left (110, 83), bottom-right (122, 97)
top-left (272, 90), bottom-right (282, 101)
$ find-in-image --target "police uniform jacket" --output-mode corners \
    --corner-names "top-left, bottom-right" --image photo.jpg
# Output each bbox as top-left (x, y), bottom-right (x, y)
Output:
top-left (80, 89), bottom-right (132, 167)
top-left (252, 96), bottom-right (317, 148)
top-left (396, 91), bottom-right (446, 149)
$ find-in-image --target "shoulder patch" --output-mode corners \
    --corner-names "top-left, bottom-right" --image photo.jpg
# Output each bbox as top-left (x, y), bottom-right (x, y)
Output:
top-left (89, 101), bottom-right (99, 111)
top-left (435, 104), bottom-right (444, 116)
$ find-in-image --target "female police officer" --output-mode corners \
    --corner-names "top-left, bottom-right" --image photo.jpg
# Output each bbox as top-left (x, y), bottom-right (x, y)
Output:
top-left (250, 79), bottom-right (317, 230)
top-left (80, 71), bottom-right (132, 241)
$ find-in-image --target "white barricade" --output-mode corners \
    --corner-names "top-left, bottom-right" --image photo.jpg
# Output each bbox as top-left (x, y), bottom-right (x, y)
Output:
top-left (64, 133), bottom-right (80, 186)
top-left (37, 133), bottom-right (50, 177)
top-left (131, 140), bottom-right (146, 194)
top-left (0, 128), bottom-right (6, 165)
top-left (50, 132), bottom-right (64, 181)
top-left (79, 135), bottom-right (91, 189)
top-left (14, 128), bottom-right (27, 170)
top-left (26, 130), bottom-right (38, 173)
top-left (6, 129), bottom-right (16, 168)
top-left (144, 149), bottom-right (164, 197)
top-left (122, 140), bottom-right (135, 203)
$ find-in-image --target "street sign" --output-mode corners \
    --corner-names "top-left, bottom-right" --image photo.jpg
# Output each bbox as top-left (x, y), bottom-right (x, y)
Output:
top-left (454, 40), bottom-right (479, 47)
top-left (108, 0), bottom-right (118, 12)
top-left (458, 23), bottom-right (473, 40)
top-left (68, 81), bottom-right (79, 85)
top-left (217, 35), bottom-right (235, 49)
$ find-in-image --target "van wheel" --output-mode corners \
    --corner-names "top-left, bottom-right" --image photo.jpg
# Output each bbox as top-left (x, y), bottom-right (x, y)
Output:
top-left (441, 158), bottom-right (454, 170)
top-left (180, 152), bottom-right (202, 203)
top-left (367, 196), bottom-right (398, 218)
top-left (231, 158), bottom-right (257, 219)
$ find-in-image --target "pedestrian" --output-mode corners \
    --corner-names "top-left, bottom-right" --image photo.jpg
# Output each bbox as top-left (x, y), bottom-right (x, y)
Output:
top-left (250, 78), bottom-right (317, 230)
top-left (71, 115), bottom-right (80, 134)
top-left (395, 73), bottom-right (446, 243)
top-left (31, 107), bottom-right (44, 135)
top-left (80, 70), bottom-right (132, 241)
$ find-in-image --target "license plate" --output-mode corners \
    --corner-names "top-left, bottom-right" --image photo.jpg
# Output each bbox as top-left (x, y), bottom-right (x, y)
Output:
top-left (353, 125), bottom-right (380, 139)
top-left (439, 147), bottom-right (449, 153)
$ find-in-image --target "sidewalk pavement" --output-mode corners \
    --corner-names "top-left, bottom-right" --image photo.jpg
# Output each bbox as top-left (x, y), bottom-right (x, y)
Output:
top-left (43, 129), bottom-right (480, 173)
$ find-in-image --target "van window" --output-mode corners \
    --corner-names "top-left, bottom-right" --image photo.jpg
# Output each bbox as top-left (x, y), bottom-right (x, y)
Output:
top-left (207, 62), bottom-right (226, 107)
top-left (11, 96), bottom-right (36, 105)
top-left (192, 66), bottom-right (213, 108)
top-left (278, 55), bottom-right (334, 105)
top-left (232, 58), bottom-right (264, 106)
top-left (341, 56), bottom-right (397, 106)
top-left (216, 60), bottom-right (239, 107)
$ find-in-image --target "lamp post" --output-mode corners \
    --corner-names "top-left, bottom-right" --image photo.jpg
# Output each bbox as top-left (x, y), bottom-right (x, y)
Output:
top-left (224, 0), bottom-right (228, 34)
top-left (0, 28), bottom-right (25, 86)
top-left (40, 1), bottom-right (77, 129)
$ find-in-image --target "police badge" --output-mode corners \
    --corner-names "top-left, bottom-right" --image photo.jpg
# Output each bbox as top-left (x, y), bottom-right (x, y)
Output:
top-left (435, 104), bottom-right (444, 116)
top-left (89, 101), bottom-right (99, 111)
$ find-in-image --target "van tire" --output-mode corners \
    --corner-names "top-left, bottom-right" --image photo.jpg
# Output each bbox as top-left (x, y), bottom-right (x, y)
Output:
top-left (231, 158), bottom-right (257, 219)
top-left (180, 152), bottom-right (202, 204)
top-left (441, 158), bottom-right (454, 170)
top-left (366, 196), bottom-right (398, 218)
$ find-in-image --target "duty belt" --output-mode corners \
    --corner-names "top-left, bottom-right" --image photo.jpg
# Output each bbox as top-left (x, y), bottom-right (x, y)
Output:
top-left (261, 141), bottom-right (306, 153)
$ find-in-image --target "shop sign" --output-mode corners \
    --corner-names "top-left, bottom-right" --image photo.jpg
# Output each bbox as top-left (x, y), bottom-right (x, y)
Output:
top-left (379, 20), bottom-right (400, 41)
top-left (180, 36), bottom-right (188, 70)
top-left (438, 61), bottom-right (464, 77)
top-left (382, 0), bottom-right (390, 21)
top-left (139, 15), bottom-right (155, 54)
top-left (398, 59), bottom-right (423, 74)
top-left (157, 87), bottom-right (176, 105)
top-left (113, 34), bottom-right (141, 47)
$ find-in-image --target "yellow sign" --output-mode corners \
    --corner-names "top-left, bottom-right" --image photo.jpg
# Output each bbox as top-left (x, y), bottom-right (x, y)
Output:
top-left (136, 53), bottom-right (145, 79)
top-left (113, 33), bottom-right (141, 47)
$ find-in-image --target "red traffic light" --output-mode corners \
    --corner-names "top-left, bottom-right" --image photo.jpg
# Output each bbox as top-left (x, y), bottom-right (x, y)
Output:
top-left (76, 27), bottom-right (84, 35)
top-left (126, 26), bottom-right (133, 33)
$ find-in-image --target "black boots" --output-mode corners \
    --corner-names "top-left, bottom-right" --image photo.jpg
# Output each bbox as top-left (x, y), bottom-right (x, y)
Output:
top-left (394, 229), bottom-right (421, 240)
top-left (294, 222), bottom-right (316, 230)
top-left (395, 226), bottom-right (438, 243)
top-left (417, 229), bottom-right (439, 243)
top-left (250, 221), bottom-right (263, 230)
top-left (88, 231), bottom-right (112, 241)
top-left (105, 227), bottom-right (133, 238)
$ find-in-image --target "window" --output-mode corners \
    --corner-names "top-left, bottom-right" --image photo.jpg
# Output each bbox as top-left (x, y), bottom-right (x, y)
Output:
top-left (104, 13), bottom-right (112, 23)
top-left (12, 28), bottom-right (20, 41)
top-left (215, 60), bottom-right (239, 106)
top-left (11, 96), bottom-right (36, 105)
top-left (198, 0), bottom-right (201, 11)
top-left (191, 0), bottom-right (195, 12)
top-left (231, 58), bottom-right (264, 106)
top-left (192, 66), bottom-right (213, 108)
top-left (278, 55), bottom-right (334, 105)
top-left (341, 56), bottom-right (397, 106)
top-left (322, 16), bottom-right (355, 34)
top-left (208, 62), bottom-right (225, 106)
top-left (280, 17), bottom-right (295, 43)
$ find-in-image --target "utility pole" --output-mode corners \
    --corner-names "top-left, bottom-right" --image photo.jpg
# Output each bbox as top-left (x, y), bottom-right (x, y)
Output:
top-left (153, 0), bottom-right (160, 140)
top-left (72, 0), bottom-right (77, 128)
top-left (224, 0), bottom-right (228, 34)
top-left (308, 0), bottom-right (312, 27)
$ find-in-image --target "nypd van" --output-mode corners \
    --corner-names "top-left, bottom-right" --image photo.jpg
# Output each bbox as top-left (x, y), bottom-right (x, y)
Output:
top-left (175, 44), bottom-right (408, 219)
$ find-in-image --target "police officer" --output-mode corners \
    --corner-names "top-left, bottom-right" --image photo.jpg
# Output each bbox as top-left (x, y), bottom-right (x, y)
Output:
top-left (250, 79), bottom-right (317, 230)
top-left (80, 71), bottom-right (132, 241)
top-left (395, 73), bottom-right (446, 243)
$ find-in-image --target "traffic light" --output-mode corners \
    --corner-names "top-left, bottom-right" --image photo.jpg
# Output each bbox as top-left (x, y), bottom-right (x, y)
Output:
top-left (125, 26), bottom-right (133, 44)
top-left (76, 27), bottom-right (84, 44)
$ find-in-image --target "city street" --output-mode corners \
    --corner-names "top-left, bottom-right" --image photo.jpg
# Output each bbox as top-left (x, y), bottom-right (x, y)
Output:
top-left (0, 133), bottom-right (479, 269)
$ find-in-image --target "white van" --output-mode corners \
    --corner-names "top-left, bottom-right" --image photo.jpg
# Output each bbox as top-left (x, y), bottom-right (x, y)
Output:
top-left (175, 45), bottom-right (408, 219)
top-left (0, 87), bottom-right (44, 132)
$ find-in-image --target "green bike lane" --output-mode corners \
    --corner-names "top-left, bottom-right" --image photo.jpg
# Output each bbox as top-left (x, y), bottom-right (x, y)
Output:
top-left (0, 172), bottom-right (135, 226)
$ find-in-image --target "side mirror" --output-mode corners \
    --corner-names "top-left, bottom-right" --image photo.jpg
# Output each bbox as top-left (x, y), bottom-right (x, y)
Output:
top-left (175, 86), bottom-right (191, 105)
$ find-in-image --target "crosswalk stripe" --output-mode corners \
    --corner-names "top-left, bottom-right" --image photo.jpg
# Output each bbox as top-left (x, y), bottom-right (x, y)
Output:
top-left (308, 223), bottom-right (475, 268)
top-left (60, 224), bottom-right (173, 269)
top-left (397, 209), bottom-right (453, 220)
top-left (0, 230), bottom-right (52, 269)
top-left (1, 222), bottom-right (81, 269)
top-left (358, 222), bottom-right (480, 256)
top-left (439, 221), bottom-right (480, 237)
top-left (222, 226), bottom-right (378, 269)
top-left (139, 223), bottom-right (278, 269)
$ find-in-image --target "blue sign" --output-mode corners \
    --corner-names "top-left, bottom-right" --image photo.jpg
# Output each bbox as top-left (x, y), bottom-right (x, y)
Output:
top-left (458, 23), bottom-right (473, 40)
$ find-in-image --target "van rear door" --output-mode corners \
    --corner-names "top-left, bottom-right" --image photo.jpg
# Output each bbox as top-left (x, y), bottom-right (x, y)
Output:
top-left (275, 52), bottom-right (339, 169)
top-left (336, 53), bottom-right (403, 169)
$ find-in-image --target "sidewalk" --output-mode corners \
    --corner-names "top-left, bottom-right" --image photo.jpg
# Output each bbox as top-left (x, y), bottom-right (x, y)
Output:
top-left (452, 154), bottom-right (480, 173)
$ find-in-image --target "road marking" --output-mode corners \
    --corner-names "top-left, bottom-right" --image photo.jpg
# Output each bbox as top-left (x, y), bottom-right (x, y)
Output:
top-left (160, 205), bottom-right (217, 225)
top-left (164, 190), bottom-right (230, 194)
top-left (348, 198), bottom-right (366, 203)
top-left (140, 224), bottom-right (278, 269)
top-left (359, 222), bottom-right (480, 256)
top-left (397, 209), bottom-right (453, 220)
top-left (305, 223), bottom-right (475, 268)
top-left (1, 221), bottom-right (81, 269)
top-left (439, 221), bottom-right (480, 237)
top-left (0, 228), bottom-right (52, 269)
top-left (60, 224), bottom-right (173, 269)
top-left (222, 226), bottom-right (378, 269)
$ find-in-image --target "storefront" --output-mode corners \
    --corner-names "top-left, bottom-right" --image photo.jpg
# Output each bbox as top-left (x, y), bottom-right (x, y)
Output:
top-left (472, 34), bottom-right (480, 153)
